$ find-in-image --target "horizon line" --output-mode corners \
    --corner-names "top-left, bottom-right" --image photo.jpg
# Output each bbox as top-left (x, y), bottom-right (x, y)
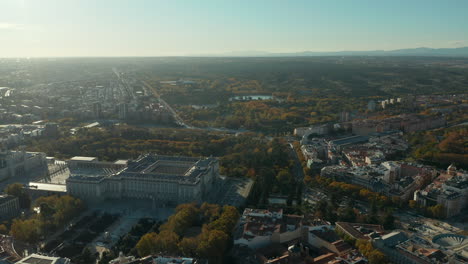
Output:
top-left (2, 45), bottom-right (468, 59)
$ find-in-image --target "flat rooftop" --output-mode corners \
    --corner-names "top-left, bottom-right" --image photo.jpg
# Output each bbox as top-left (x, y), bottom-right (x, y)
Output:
top-left (149, 160), bottom-right (194, 175)
top-left (70, 156), bottom-right (97, 162)
top-left (336, 222), bottom-right (384, 240)
top-left (16, 254), bottom-right (68, 264)
top-left (330, 136), bottom-right (369, 146)
top-left (0, 194), bottom-right (16, 204)
top-left (83, 122), bottom-right (99, 128)
top-left (28, 182), bottom-right (67, 193)
top-left (22, 257), bottom-right (54, 264)
top-left (114, 159), bottom-right (128, 165)
top-left (67, 154), bottom-right (217, 185)
top-left (121, 155), bottom-right (215, 183)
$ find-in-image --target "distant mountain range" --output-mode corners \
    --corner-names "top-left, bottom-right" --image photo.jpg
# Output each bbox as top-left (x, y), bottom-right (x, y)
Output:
top-left (198, 47), bottom-right (468, 57)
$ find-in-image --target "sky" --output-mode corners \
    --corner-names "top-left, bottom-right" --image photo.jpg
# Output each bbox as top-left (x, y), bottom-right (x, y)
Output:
top-left (1, 0), bottom-right (467, 57)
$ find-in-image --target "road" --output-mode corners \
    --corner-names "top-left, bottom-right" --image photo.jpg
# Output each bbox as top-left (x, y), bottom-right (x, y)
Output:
top-left (112, 67), bottom-right (134, 100)
top-left (0, 235), bottom-right (22, 262)
top-left (287, 141), bottom-right (305, 181)
top-left (140, 79), bottom-right (192, 128)
top-left (140, 78), bottom-right (251, 134)
top-left (159, 95), bottom-right (193, 129)
top-left (114, 68), bottom-right (191, 128)
top-left (117, 70), bottom-right (252, 133)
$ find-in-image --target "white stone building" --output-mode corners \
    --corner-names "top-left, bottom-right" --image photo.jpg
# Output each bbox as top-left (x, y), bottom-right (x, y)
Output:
top-left (414, 165), bottom-right (468, 217)
top-left (0, 194), bottom-right (20, 220)
top-left (234, 208), bottom-right (307, 249)
top-left (66, 154), bottom-right (218, 204)
top-left (0, 150), bottom-right (47, 181)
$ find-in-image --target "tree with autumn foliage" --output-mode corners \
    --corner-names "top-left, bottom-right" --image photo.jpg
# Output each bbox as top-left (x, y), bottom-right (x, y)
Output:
top-left (135, 203), bottom-right (239, 263)
top-left (356, 240), bottom-right (389, 264)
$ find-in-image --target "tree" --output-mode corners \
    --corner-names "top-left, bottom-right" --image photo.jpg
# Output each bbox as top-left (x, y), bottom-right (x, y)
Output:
top-left (356, 240), bottom-right (389, 264)
top-left (0, 224), bottom-right (8, 235)
top-left (356, 240), bottom-right (373, 256)
top-left (340, 207), bottom-right (357, 223)
top-left (296, 184), bottom-right (304, 205)
top-left (74, 247), bottom-right (96, 264)
top-left (276, 169), bottom-right (292, 184)
top-left (136, 232), bottom-right (157, 257)
top-left (367, 214), bottom-right (379, 225)
top-left (304, 175), bottom-right (313, 185)
top-left (381, 212), bottom-right (395, 230)
top-left (428, 204), bottom-right (446, 219)
top-left (208, 206), bottom-right (239, 234)
top-left (39, 203), bottom-right (56, 220)
top-left (178, 237), bottom-right (198, 257)
top-left (258, 167), bottom-right (276, 193)
top-left (161, 204), bottom-right (200, 235)
top-left (197, 230), bottom-right (229, 264)
top-left (114, 233), bottom-right (137, 255)
top-left (10, 219), bottom-right (40, 243)
top-left (33, 195), bottom-right (85, 228)
top-left (157, 230), bottom-right (179, 254)
top-left (200, 203), bottom-right (221, 222)
top-left (4, 183), bottom-right (23, 197)
top-left (367, 201), bottom-right (379, 224)
top-left (135, 203), bottom-right (239, 261)
top-left (4, 183), bottom-right (31, 209)
top-left (368, 250), bottom-right (388, 264)
top-left (325, 204), bottom-right (338, 223)
top-left (391, 197), bottom-right (402, 207)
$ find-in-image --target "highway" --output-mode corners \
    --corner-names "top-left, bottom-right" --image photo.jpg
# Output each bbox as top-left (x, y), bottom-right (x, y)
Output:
top-left (114, 67), bottom-right (190, 128)
top-left (116, 70), bottom-right (252, 133)
top-left (158, 94), bottom-right (193, 129)
top-left (112, 67), bottom-right (135, 100)
top-left (140, 79), bottom-right (193, 129)
top-left (139, 79), bottom-right (255, 134)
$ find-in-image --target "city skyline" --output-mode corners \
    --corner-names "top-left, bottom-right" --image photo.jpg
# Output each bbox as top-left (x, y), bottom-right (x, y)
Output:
top-left (1, 0), bottom-right (468, 57)
top-left (0, 1), bottom-right (467, 263)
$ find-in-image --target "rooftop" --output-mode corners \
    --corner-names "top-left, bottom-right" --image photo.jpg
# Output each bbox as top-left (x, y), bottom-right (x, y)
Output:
top-left (330, 136), bottom-right (369, 146)
top-left (68, 154), bottom-right (217, 185)
top-left (239, 209), bottom-right (303, 239)
top-left (310, 228), bottom-right (341, 243)
top-left (0, 194), bottom-right (17, 204)
top-left (381, 231), bottom-right (408, 247)
top-left (243, 208), bottom-right (283, 217)
top-left (114, 159), bottom-right (128, 165)
top-left (69, 156), bottom-right (97, 162)
top-left (146, 160), bottom-right (194, 175)
top-left (83, 122), bottom-right (99, 128)
top-left (335, 222), bottom-right (384, 240)
top-left (16, 254), bottom-right (69, 264)
top-left (150, 256), bottom-right (194, 264)
top-left (445, 175), bottom-right (468, 189)
top-left (27, 182), bottom-right (67, 193)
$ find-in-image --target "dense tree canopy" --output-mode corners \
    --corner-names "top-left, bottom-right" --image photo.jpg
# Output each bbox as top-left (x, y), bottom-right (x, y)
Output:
top-left (407, 127), bottom-right (467, 169)
top-left (9, 195), bottom-right (84, 243)
top-left (4, 183), bottom-right (31, 209)
top-left (135, 203), bottom-right (239, 263)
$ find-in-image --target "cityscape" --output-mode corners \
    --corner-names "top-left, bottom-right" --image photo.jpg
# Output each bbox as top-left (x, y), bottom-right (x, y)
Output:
top-left (1, 1), bottom-right (468, 264)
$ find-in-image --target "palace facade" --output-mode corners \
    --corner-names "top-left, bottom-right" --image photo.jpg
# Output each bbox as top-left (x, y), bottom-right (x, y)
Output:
top-left (66, 154), bottom-right (218, 204)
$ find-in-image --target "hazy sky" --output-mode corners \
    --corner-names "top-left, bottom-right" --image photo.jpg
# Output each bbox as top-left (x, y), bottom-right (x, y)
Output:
top-left (1, 0), bottom-right (467, 57)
